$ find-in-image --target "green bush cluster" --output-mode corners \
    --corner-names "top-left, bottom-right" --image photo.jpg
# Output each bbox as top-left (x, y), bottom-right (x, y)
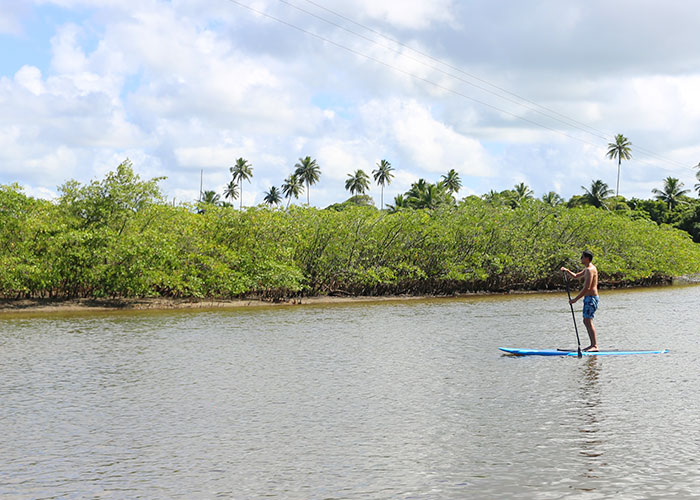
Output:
top-left (2, 165), bottom-right (700, 299)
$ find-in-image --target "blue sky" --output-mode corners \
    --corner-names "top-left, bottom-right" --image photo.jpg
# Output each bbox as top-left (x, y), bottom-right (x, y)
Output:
top-left (1, 4), bottom-right (91, 73)
top-left (1, 0), bottom-right (699, 206)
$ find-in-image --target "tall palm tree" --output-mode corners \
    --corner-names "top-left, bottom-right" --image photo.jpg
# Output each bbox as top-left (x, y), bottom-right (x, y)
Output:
top-left (606, 134), bottom-right (632, 198)
top-left (230, 157), bottom-right (253, 209)
top-left (695, 162), bottom-right (700, 196)
top-left (223, 180), bottom-right (239, 204)
top-left (541, 191), bottom-right (563, 206)
top-left (441, 169), bottom-right (462, 195)
top-left (582, 179), bottom-right (613, 209)
top-left (372, 159), bottom-right (394, 209)
top-left (294, 156), bottom-right (321, 205)
top-left (652, 177), bottom-right (690, 210)
top-left (263, 186), bottom-right (282, 206)
top-left (282, 174), bottom-right (303, 208)
top-left (345, 169), bottom-right (370, 195)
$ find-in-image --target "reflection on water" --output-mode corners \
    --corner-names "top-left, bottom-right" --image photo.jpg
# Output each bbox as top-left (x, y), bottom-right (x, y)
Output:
top-left (1, 285), bottom-right (699, 499)
top-left (579, 357), bottom-right (603, 469)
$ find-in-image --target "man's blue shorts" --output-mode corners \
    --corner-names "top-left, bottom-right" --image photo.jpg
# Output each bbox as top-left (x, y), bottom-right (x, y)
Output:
top-left (583, 295), bottom-right (599, 319)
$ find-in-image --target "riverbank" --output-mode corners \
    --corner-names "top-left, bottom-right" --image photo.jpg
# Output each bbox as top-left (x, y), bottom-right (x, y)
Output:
top-left (5, 189), bottom-right (700, 303)
top-left (0, 294), bottom-right (445, 314)
top-left (3, 276), bottom-right (698, 315)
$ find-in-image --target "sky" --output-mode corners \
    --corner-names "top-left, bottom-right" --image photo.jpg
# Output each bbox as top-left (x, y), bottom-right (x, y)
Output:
top-left (1, 0), bottom-right (700, 207)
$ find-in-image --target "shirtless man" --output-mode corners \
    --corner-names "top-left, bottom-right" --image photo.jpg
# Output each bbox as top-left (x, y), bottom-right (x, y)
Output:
top-left (561, 251), bottom-right (599, 351)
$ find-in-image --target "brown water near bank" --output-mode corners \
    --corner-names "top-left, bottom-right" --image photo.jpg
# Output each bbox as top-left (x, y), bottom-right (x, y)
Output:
top-left (0, 275), bottom-right (692, 316)
top-left (0, 294), bottom-right (432, 314)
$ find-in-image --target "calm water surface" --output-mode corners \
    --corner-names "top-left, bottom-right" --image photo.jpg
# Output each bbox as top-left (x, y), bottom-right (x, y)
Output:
top-left (1, 285), bottom-right (699, 499)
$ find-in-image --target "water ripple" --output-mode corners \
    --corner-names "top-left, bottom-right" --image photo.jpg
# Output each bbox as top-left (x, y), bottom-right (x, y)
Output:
top-left (1, 286), bottom-right (699, 498)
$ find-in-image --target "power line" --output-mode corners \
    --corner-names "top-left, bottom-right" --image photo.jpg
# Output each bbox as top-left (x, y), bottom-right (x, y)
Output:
top-left (274, 0), bottom-right (611, 142)
top-left (295, 0), bottom-right (606, 135)
top-left (224, 0), bottom-right (694, 170)
top-left (223, 0), bottom-right (605, 149)
top-left (280, 0), bottom-right (634, 151)
top-left (294, 0), bottom-right (693, 170)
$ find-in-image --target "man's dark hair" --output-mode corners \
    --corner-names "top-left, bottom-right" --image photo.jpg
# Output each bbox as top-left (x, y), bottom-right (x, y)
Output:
top-left (582, 250), bottom-right (594, 261)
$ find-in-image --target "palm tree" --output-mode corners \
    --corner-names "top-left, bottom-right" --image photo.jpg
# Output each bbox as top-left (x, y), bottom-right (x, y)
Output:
top-left (406, 179), bottom-right (429, 200)
top-left (223, 180), bottom-right (239, 204)
top-left (386, 194), bottom-right (408, 213)
top-left (441, 169), bottom-right (462, 195)
top-left (606, 134), bottom-right (632, 197)
top-left (201, 190), bottom-right (220, 205)
top-left (282, 174), bottom-right (304, 208)
top-left (345, 169), bottom-right (370, 195)
top-left (197, 190), bottom-right (220, 214)
top-left (414, 183), bottom-right (444, 209)
top-left (230, 157), bottom-right (253, 209)
top-left (372, 159), bottom-right (394, 209)
top-left (541, 191), bottom-right (563, 206)
top-left (405, 179), bottom-right (452, 209)
top-left (294, 156), bottom-right (321, 205)
top-left (482, 190), bottom-right (500, 204)
top-left (514, 182), bottom-right (533, 199)
top-left (582, 179), bottom-right (613, 208)
top-left (695, 162), bottom-right (700, 196)
top-left (652, 177), bottom-right (690, 210)
top-left (510, 182), bottom-right (534, 208)
top-left (263, 186), bottom-right (282, 206)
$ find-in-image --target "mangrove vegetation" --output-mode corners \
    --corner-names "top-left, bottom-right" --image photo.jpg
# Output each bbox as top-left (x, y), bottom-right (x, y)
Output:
top-left (2, 161), bottom-right (700, 300)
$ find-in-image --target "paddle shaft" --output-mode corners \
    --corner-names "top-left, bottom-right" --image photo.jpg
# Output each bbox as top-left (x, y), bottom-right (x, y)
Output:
top-left (563, 272), bottom-right (583, 357)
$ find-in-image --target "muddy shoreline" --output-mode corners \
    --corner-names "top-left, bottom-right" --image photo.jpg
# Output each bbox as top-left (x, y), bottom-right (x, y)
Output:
top-left (2, 275), bottom-right (698, 315)
top-left (0, 294), bottom-right (485, 315)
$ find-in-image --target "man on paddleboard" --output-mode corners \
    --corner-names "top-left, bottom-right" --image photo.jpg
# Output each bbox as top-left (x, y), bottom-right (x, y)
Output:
top-left (561, 251), bottom-right (599, 351)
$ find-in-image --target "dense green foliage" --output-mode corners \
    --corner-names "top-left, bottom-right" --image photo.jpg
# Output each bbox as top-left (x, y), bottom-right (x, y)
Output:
top-left (326, 194), bottom-right (375, 211)
top-left (625, 197), bottom-right (700, 242)
top-left (2, 164), bottom-right (700, 300)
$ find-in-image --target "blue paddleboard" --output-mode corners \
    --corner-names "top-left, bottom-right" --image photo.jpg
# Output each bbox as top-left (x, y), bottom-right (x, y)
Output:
top-left (499, 347), bottom-right (669, 356)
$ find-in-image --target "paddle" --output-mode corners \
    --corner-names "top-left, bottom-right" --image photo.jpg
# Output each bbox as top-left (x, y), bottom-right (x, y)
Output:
top-left (563, 271), bottom-right (583, 358)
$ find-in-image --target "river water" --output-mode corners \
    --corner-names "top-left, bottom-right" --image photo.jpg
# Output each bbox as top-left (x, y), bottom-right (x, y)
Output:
top-left (1, 285), bottom-right (699, 499)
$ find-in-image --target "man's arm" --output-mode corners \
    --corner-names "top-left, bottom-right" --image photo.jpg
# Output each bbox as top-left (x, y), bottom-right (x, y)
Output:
top-left (561, 267), bottom-right (585, 279)
top-left (571, 269), bottom-right (592, 303)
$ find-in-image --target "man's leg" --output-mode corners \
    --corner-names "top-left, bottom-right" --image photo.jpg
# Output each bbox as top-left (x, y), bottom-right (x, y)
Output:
top-left (583, 317), bottom-right (598, 351)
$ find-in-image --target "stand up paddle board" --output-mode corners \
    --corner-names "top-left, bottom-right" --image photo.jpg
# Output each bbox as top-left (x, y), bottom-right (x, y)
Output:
top-left (499, 347), bottom-right (669, 356)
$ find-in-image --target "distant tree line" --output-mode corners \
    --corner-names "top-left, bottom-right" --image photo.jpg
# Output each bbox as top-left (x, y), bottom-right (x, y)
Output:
top-left (198, 134), bottom-right (700, 242)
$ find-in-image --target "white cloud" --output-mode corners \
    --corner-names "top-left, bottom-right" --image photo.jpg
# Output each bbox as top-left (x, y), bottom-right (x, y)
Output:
top-left (350, 0), bottom-right (455, 30)
top-left (23, 185), bottom-right (59, 199)
top-left (1, 0), bottom-right (700, 204)
top-left (360, 98), bottom-right (494, 178)
top-left (25, 144), bottom-right (78, 173)
top-left (175, 147), bottom-right (241, 169)
top-left (14, 65), bottom-right (44, 94)
top-left (316, 139), bottom-right (372, 182)
top-left (50, 23), bottom-right (89, 74)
